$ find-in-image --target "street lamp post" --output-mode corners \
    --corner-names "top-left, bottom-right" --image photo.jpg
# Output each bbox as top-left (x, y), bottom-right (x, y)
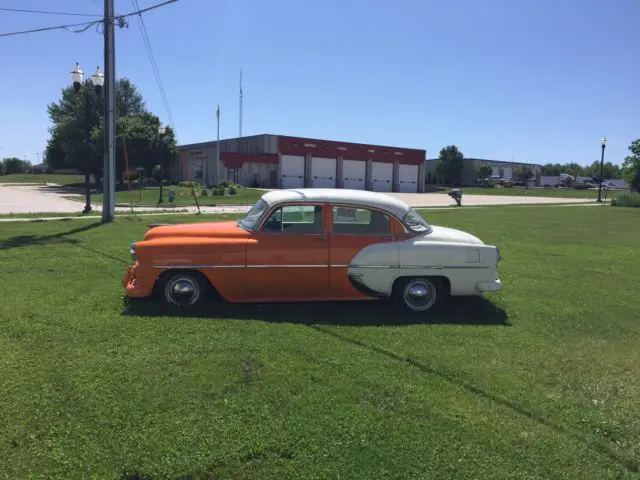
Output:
top-left (71, 62), bottom-right (104, 214)
top-left (157, 124), bottom-right (166, 204)
top-left (597, 136), bottom-right (607, 203)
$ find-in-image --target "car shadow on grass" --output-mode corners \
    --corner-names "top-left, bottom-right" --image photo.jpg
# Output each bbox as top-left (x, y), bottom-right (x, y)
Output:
top-left (122, 295), bottom-right (509, 327)
top-left (0, 221), bottom-right (102, 250)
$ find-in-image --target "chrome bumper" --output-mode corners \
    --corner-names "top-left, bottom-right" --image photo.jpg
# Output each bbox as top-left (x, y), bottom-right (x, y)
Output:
top-left (476, 278), bottom-right (502, 293)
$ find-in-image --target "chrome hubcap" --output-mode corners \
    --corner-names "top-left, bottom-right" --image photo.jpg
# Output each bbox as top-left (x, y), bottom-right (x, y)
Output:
top-left (166, 276), bottom-right (200, 306)
top-left (403, 279), bottom-right (436, 311)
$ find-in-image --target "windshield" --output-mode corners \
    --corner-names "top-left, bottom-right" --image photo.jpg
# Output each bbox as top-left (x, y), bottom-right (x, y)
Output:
top-left (403, 208), bottom-right (431, 233)
top-left (238, 198), bottom-right (270, 230)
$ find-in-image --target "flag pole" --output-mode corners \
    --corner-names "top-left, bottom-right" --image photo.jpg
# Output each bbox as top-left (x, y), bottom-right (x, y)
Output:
top-left (239, 69), bottom-right (243, 138)
top-left (216, 104), bottom-right (220, 187)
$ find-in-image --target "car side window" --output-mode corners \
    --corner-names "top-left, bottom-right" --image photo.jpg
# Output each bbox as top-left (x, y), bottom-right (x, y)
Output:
top-left (331, 207), bottom-right (390, 234)
top-left (262, 205), bottom-right (323, 234)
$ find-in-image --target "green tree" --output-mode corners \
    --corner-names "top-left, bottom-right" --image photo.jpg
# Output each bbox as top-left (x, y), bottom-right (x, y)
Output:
top-left (436, 145), bottom-right (465, 186)
top-left (583, 160), bottom-right (621, 181)
top-left (45, 78), bottom-right (153, 183)
top-left (541, 163), bottom-right (585, 177)
top-left (514, 165), bottom-right (534, 184)
top-left (1, 157), bottom-right (30, 175)
top-left (563, 162), bottom-right (584, 178)
top-left (541, 163), bottom-right (563, 176)
top-left (621, 139), bottom-right (640, 192)
top-left (476, 165), bottom-right (493, 178)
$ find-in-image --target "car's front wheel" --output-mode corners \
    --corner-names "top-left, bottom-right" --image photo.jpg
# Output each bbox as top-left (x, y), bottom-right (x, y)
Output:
top-left (393, 277), bottom-right (447, 313)
top-left (158, 270), bottom-right (210, 308)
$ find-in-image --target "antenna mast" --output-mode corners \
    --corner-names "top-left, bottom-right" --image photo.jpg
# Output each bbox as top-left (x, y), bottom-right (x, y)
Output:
top-left (239, 69), bottom-right (243, 138)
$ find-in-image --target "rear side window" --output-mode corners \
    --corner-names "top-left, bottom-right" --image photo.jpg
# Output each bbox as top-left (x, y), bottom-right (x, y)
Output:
top-left (331, 207), bottom-right (390, 234)
top-left (262, 205), bottom-right (323, 234)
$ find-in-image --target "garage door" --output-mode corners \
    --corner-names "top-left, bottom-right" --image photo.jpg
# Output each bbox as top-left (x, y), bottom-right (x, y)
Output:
top-left (281, 155), bottom-right (304, 189)
top-left (311, 157), bottom-right (336, 188)
top-left (398, 164), bottom-right (419, 193)
top-left (372, 162), bottom-right (393, 192)
top-left (342, 159), bottom-right (366, 190)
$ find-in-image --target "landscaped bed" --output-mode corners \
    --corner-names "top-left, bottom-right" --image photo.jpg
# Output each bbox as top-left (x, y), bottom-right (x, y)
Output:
top-left (1, 206), bottom-right (639, 479)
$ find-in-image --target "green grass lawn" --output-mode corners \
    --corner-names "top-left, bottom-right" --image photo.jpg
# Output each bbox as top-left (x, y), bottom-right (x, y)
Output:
top-left (1, 207), bottom-right (640, 479)
top-left (440, 186), bottom-right (626, 199)
top-left (88, 186), bottom-right (265, 207)
top-left (0, 173), bottom-right (84, 186)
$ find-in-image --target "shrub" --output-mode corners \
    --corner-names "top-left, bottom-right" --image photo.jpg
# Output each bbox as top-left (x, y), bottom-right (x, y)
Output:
top-left (179, 181), bottom-right (203, 189)
top-left (611, 194), bottom-right (640, 208)
top-left (218, 180), bottom-right (230, 188)
top-left (229, 186), bottom-right (238, 195)
top-left (211, 188), bottom-right (220, 196)
top-left (201, 188), bottom-right (208, 196)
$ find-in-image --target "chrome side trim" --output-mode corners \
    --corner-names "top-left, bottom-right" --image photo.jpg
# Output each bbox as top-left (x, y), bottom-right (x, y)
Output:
top-left (348, 264), bottom-right (491, 270)
top-left (245, 264), bottom-right (328, 268)
top-left (152, 264), bottom-right (329, 269)
top-left (151, 264), bottom-right (492, 270)
top-left (152, 264), bottom-right (244, 269)
top-left (347, 265), bottom-right (396, 269)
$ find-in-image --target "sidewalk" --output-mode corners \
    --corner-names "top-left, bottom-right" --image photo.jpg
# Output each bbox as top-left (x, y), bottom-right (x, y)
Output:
top-left (0, 202), bottom-right (604, 223)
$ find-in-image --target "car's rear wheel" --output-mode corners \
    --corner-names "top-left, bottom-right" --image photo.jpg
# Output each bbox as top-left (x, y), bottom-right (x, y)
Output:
top-left (393, 276), bottom-right (447, 313)
top-left (158, 270), bottom-right (210, 308)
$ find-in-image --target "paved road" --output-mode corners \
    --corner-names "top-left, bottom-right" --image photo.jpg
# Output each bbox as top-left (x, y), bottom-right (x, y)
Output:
top-left (0, 184), bottom-right (593, 215)
top-left (0, 184), bottom-right (251, 215)
top-left (387, 192), bottom-right (592, 207)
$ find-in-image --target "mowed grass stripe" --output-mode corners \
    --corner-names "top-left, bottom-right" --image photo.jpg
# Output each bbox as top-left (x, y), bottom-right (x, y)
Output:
top-left (1, 207), bottom-right (639, 479)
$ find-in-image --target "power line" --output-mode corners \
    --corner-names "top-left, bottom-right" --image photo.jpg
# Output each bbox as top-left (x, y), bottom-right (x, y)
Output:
top-left (0, 0), bottom-right (178, 38)
top-left (132, 0), bottom-right (178, 140)
top-left (0, 20), bottom-right (101, 38)
top-left (0, 7), bottom-right (102, 17)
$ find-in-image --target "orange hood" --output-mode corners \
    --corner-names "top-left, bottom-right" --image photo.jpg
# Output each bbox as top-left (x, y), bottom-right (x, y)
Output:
top-left (143, 220), bottom-right (250, 241)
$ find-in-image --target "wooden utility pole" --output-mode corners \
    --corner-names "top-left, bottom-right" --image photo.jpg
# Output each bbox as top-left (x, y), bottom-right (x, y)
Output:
top-left (102, 0), bottom-right (116, 223)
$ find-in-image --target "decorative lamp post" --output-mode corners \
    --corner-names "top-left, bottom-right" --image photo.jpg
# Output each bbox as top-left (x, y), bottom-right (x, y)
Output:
top-left (597, 136), bottom-right (607, 203)
top-left (71, 62), bottom-right (104, 213)
top-left (157, 124), bottom-right (167, 204)
top-left (71, 62), bottom-right (84, 93)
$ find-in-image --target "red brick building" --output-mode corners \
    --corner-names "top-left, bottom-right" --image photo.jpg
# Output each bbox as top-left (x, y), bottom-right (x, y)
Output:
top-left (172, 134), bottom-right (426, 193)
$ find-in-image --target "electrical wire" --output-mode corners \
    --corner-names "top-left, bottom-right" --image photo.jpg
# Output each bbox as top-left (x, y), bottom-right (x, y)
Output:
top-left (132, 0), bottom-right (178, 140)
top-left (0, 20), bottom-right (102, 37)
top-left (0, 7), bottom-right (102, 17)
top-left (0, 0), bottom-right (178, 38)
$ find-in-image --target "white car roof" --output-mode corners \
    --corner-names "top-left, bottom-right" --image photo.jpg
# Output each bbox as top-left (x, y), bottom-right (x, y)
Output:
top-left (260, 188), bottom-right (411, 219)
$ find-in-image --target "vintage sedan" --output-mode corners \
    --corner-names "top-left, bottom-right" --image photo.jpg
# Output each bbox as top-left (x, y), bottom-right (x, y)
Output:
top-left (124, 189), bottom-right (502, 312)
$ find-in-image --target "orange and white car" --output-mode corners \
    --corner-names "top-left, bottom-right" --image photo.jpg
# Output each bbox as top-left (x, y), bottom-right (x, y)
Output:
top-left (124, 189), bottom-right (502, 312)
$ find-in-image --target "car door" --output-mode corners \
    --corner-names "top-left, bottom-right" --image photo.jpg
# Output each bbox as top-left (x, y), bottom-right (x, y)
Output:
top-left (328, 205), bottom-right (399, 300)
top-left (245, 203), bottom-right (330, 301)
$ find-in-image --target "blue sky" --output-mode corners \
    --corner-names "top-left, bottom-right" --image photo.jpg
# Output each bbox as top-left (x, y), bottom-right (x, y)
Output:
top-left (0, 0), bottom-right (638, 165)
